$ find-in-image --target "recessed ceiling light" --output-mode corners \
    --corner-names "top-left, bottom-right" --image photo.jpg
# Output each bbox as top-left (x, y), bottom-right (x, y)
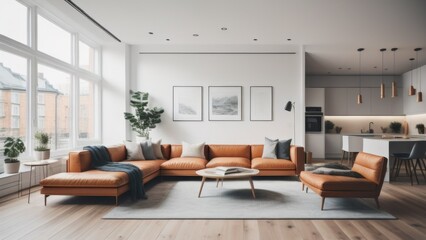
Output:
top-left (287, 38), bottom-right (292, 41)
top-left (166, 38), bottom-right (170, 41)
top-left (193, 34), bottom-right (199, 37)
top-left (384, 68), bottom-right (388, 71)
top-left (374, 66), bottom-right (377, 69)
top-left (347, 68), bottom-right (351, 70)
top-left (253, 38), bottom-right (258, 41)
top-left (221, 27), bottom-right (228, 31)
top-left (148, 32), bottom-right (153, 35)
top-left (338, 67), bottom-right (342, 70)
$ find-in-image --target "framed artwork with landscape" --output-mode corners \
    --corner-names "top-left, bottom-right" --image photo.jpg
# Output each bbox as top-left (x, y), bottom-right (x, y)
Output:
top-left (208, 86), bottom-right (242, 121)
top-left (173, 86), bottom-right (203, 121)
top-left (250, 86), bottom-right (273, 121)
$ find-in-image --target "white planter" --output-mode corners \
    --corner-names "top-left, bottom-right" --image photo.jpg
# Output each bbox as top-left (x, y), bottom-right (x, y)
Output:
top-left (135, 136), bottom-right (149, 142)
top-left (4, 162), bottom-right (20, 174)
top-left (34, 150), bottom-right (50, 160)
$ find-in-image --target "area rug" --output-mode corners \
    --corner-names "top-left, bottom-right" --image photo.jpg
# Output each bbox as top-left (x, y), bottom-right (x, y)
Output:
top-left (103, 179), bottom-right (396, 220)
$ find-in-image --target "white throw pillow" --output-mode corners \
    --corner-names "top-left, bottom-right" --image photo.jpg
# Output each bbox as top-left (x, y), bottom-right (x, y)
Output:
top-left (124, 140), bottom-right (145, 160)
top-left (262, 137), bottom-right (278, 159)
top-left (181, 141), bottom-right (205, 159)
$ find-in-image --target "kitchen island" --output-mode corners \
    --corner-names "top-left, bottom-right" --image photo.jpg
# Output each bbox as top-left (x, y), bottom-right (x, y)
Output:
top-left (362, 137), bottom-right (426, 182)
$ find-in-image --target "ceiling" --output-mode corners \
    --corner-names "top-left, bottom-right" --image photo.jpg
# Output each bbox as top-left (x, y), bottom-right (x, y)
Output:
top-left (46, 0), bottom-right (426, 75)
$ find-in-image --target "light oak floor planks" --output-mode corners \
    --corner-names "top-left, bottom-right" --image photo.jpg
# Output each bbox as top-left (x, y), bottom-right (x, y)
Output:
top-left (0, 178), bottom-right (425, 240)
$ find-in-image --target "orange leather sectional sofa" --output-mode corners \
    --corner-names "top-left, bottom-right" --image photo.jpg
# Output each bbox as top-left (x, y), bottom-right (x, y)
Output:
top-left (40, 144), bottom-right (305, 205)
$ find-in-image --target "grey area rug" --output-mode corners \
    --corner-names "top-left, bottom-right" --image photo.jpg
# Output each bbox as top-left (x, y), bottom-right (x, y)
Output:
top-left (103, 179), bottom-right (396, 220)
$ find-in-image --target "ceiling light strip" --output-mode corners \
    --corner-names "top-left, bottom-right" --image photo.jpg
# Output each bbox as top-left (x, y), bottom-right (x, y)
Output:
top-left (139, 52), bottom-right (297, 55)
top-left (64, 0), bottom-right (121, 42)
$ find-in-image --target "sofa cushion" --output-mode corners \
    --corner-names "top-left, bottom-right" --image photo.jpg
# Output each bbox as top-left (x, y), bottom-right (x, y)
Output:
top-left (161, 158), bottom-right (208, 170)
top-left (40, 171), bottom-right (128, 188)
top-left (124, 141), bottom-right (145, 160)
top-left (276, 139), bottom-right (292, 159)
top-left (300, 171), bottom-right (377, 191)
top-left (107, 145), bottom-right (127, 162)
top-left (206, 157), bottom-right (251, 168)
top-left (123, 160), bottom-right (166, 176)
top-left (151, 139), bottom-right (164, 159)
top-left (140, 141), bottom-right (156, 160)
top-left (208, 145), bottom-right (251, 159)
top-left (181, 141), bottom-right (205, 158)
top-left (251, 158), bottom-right (295, 170)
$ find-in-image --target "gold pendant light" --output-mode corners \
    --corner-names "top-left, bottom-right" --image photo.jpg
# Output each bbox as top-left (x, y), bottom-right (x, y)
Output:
top-left (357, 48), bottom-right (364, 104)
top-left (391, 48), bottom-right (398, 97)
top-left (380, 48), bottom-right (386, 99)
top-left (415, 48), bottom-right (423, 102)
top-left (409, 58), bottom-right (416, 96)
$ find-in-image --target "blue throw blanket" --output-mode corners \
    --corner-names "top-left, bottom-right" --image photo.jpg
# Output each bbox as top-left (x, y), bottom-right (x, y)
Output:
top-left (83, 145), bottom-right (145, 200)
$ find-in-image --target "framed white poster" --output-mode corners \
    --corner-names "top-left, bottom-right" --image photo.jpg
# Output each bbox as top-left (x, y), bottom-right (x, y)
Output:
top-left (250, 86), bottom-right (273, 121)
top-left (208, 86), bottom-right (242, 121)
top-left (173, 86), bottom-right (203, 121)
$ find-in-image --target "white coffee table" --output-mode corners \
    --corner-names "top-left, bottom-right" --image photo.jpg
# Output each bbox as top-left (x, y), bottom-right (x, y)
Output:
top-left (195, 167), bottom-right (260, 198)
top-left (23, 159), bottom-right (58, 203)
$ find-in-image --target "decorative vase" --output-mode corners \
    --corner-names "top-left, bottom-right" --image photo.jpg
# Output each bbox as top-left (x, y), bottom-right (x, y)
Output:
top-left (34, 150), bottom-right (50, 160)
top-left (135, 136), bottom-right (149, 142)
top-left (4, 162), bottom-right (20, 174)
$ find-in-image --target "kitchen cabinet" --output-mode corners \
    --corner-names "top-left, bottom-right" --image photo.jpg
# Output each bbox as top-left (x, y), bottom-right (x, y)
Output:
top-left (325, 88), bottom-right (347, 115)
top-left (325, 87), bottom-right (403, 116)
top-left (305, 133), bottom-right (325, 159)
top-left (325, 134), bottom-right (342, 159)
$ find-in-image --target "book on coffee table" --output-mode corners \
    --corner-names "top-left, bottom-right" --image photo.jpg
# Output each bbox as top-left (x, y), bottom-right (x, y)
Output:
top-left (215, 167), bottom-right (245, 175)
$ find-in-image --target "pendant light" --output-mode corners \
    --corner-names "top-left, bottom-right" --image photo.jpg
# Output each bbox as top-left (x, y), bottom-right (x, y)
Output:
top-left (391, 48), bottom-right (398, 97)
top-left (357, 48), bottom-right (364, 104)
top-left (409, 58), bottom-right (416, 96)
top-left (415, 48), bottom-right (423, 102)
top-left (380, 48), bottom-right (386, 99)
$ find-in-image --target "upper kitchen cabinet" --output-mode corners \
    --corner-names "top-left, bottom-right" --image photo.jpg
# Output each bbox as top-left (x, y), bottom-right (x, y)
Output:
top-left (325, 88), bottom-right (347, 115)
top-left (305, 88), bottom-right (325, 108)
top-left (325, 87), bottom-right (403, 116)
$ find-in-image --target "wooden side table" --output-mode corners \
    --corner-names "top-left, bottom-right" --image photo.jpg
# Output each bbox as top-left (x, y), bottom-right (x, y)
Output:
top-left (23, 160), bottom-right (58, 203)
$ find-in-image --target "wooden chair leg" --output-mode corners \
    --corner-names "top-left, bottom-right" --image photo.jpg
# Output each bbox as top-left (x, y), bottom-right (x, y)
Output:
top-left (44, 195), bottom-right (49, 206)
top-left (305, 187), bottom-right (308, 193)
top-left (405, 160), bottom-right (414, 185)
top-left (115, 196), bottom-right (119, 206)
top-left (321, 197), bottom-right (325, 210)
top-left (341, 151), bottom-right (346, 164)
top-left (415, 158), bottom-right (426, 181)
top-left (410, 159), bottom-right (419, 184)
top-left (302, 183), bottom-right (305, 191)
top-left (374, 197), bottom-right (380, 209)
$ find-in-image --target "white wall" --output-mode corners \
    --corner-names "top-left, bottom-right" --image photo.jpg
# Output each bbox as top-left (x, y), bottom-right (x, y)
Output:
top-left (131, 46), bottom-right (304, 145)
top-left (101, 44), bottom-right (129, 145)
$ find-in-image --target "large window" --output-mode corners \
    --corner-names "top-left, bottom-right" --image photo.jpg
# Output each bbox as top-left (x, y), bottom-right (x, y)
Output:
top-left (37, 14), bottom-right (72, 63)
top-left (0, 0), bottom-right (28, 45)
top-left (38, 64), bottom-right (71, 150)
top-left (0, 1), bottom-right (102, 173)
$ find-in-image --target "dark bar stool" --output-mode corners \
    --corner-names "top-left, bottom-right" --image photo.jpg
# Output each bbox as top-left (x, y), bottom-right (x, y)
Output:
top-left (391, 142), bottom-right (426, 185)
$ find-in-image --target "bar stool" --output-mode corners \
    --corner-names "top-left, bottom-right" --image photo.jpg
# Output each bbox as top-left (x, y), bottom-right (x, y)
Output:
top-left (391, 142), bottom-right (426, 185)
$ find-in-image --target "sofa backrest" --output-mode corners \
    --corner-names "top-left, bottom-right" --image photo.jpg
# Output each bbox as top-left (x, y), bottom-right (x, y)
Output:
top-left (352, 152), bottom-right (387, 186)
top-left (208, 145), bottom-right (251, 159)
top-left (251, 145), bottom-right (264, 159)
top-left (107, 145), bottom-right (127, 162)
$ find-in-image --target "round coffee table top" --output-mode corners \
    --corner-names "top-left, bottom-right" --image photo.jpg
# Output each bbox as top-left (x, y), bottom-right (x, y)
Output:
top-left (23, 159), bottom-right (58, 166)
top-left (196, 167), bottom-right (259, 179)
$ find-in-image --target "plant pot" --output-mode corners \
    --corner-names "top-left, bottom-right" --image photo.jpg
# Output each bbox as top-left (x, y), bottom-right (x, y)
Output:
top-left (4, 162), bottom-right (20, 174)
top-left (135, 136), bottom-right (149, 142)
top-left (34, 150), bottom-right (50, 160)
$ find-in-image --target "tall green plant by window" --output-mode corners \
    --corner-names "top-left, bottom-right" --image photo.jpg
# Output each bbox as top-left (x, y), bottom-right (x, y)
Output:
top-left (124, 90), bottom-right (164, 139)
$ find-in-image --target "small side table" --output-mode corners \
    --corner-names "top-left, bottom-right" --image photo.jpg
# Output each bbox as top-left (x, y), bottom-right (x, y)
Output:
top-left (23, 159), bottom-right (58, 203)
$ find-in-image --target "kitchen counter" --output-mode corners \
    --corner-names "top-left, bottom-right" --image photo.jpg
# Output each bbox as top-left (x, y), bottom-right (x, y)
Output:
top-left (362, 137), bottom-right (426, 182)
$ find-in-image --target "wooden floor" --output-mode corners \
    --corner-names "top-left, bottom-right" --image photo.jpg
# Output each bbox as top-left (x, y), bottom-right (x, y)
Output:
top-left (1, 176), bottom-right (426, 240)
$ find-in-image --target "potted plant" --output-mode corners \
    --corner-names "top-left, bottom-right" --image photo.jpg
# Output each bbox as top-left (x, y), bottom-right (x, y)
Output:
top-left (34, 131), bottom-right (50, 160)
top-left (416, 123), bottom-right (425, 134)
top-left (335, 126), bottom-right (342, 134)
top-left (389, 122), bottom-right (402, 133)
top-left (325, 120), bottom-right (335, 133)
top-left (3, 137), bottom-right (26, 174)
top-left (124, 90), bottom-right (164, 141)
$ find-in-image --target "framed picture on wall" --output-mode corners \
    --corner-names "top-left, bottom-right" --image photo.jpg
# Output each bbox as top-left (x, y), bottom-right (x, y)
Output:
top-left (173, 86), bottom-right (203, 121)
top-left (208, 86), bottom-right (242, 121)
top-left (250, 86), bottom-right (273, 121)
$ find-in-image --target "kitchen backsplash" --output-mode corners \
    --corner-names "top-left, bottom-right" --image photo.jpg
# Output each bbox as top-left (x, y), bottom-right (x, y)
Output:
top-left (324, 116), bottom-right (408, 134)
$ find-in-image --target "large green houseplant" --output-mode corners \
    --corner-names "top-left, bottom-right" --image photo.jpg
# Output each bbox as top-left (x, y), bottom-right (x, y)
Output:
top-left (34, 131), bottom-right (50, 160)
top-left (124, 90), bottom-right (164, 140)
top-left (3, 137), bottom-right (26, 174)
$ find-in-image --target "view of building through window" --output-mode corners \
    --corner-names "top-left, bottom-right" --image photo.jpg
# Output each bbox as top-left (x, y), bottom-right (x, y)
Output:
top-left (79, 79), bottom-right (96, 139)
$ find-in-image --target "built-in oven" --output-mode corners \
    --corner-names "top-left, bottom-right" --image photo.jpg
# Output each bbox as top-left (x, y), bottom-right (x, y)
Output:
top-left (305, 107), bottom-right (323, 132)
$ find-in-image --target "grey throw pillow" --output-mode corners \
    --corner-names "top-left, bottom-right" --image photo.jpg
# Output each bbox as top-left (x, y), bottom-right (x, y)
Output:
top-left (124, 141), bottom-right (145, 160)
top-left (276, 139), bottom-right (292, 159)
top-left (262, 137), bottom-right (278, 159)
top-left (151, 139), bottom-right (164, 159)
top-left (140, 141), bottom-right (156, 160)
